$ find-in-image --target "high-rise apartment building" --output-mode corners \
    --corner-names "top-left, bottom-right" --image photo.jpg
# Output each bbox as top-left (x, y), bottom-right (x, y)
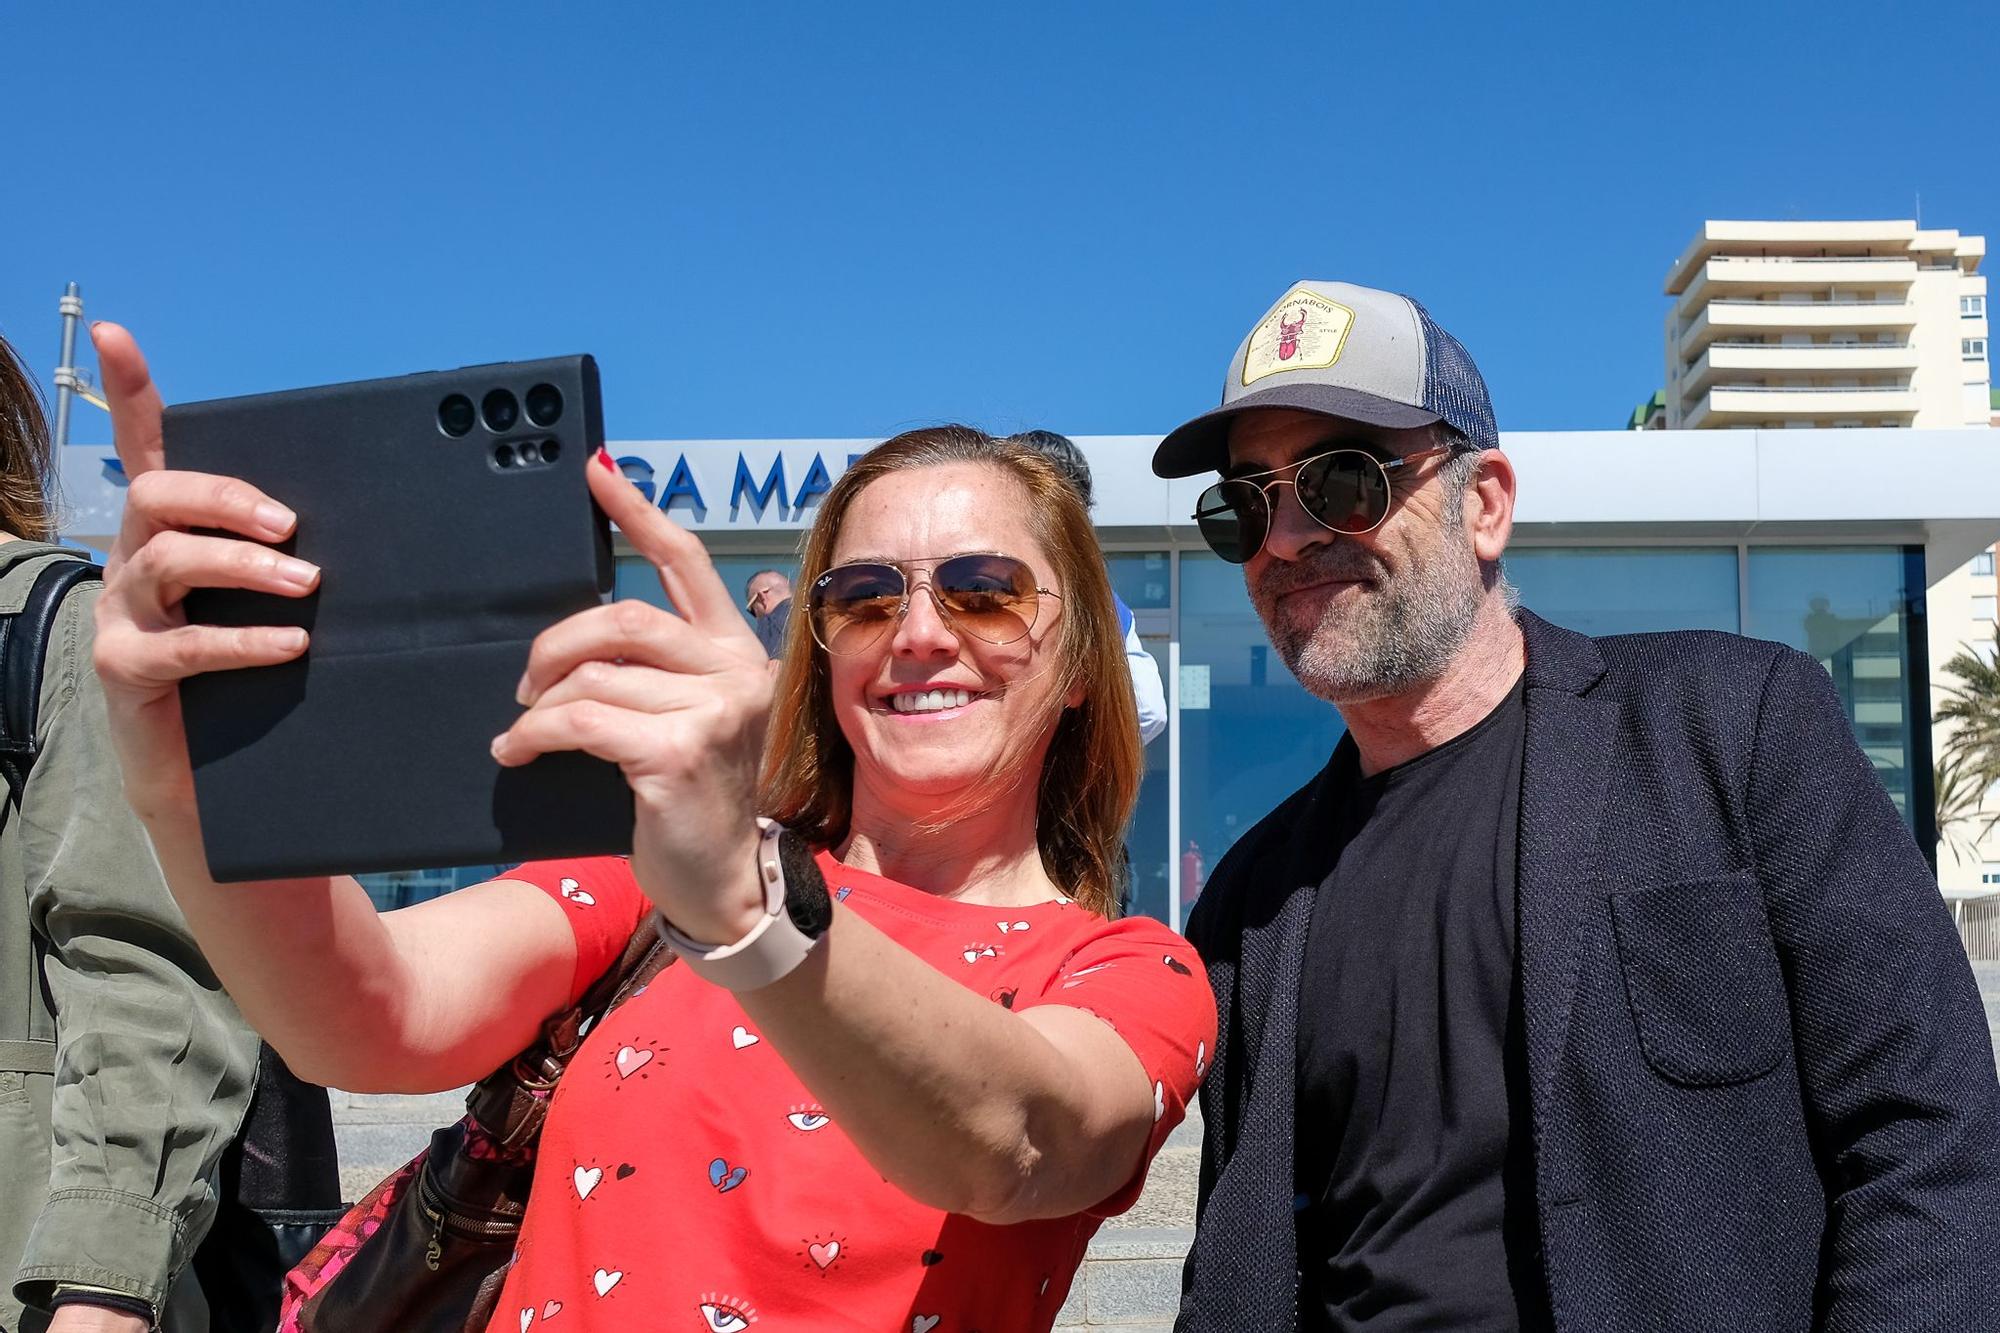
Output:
top-left (1663, 219), bottom-right (1996, 893)
top-left (1663, 220), bottom-right (1987, 430)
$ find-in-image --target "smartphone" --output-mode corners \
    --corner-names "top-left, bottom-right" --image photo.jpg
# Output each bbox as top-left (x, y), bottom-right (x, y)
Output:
top-left (164, 356), bottom-right (635, 882)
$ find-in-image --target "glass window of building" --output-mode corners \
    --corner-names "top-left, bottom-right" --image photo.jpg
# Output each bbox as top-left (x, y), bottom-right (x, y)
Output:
top-left (1507, 547), bottom-right (1740, 638)
top-left (1105, 553), bottom-right (1173, 919)
top-left (1176, 553), bottom-right (1345, 926)
top-left (617, 553), bottom-right (796, 631)
top-left (1973, 549), bottom-right (1996, 577)
top-left (1744, 547), bottom-right (1919, 820)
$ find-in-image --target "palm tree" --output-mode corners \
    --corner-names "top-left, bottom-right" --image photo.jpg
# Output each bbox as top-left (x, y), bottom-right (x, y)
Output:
top-left (1936, 753), bottom-right (2000, 866)
top-left (1936, 626), bottom-right (2000, 785)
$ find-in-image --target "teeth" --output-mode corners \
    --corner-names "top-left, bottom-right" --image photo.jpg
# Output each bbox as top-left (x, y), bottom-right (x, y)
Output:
top-left (890, 688), bottom-right (972, 714)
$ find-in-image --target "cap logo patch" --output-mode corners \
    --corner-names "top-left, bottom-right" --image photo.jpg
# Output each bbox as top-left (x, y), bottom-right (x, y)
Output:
top-left (1241, 288), bottom-right (1355, 387)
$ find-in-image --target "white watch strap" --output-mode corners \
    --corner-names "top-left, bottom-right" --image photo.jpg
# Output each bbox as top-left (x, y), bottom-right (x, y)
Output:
top-left (654, 818), bottom-right (823, 991)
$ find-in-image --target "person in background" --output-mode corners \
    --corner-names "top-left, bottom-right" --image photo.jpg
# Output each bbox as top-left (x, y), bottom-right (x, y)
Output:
top-left (1160, 278), bottom-right (2000, 1331)
top-left (0, 333), bottom-right (258, 1333)
top-left (744, 567), bottom-right (793, 660)
top-left (1006, 432), bottom-right (1166, 746)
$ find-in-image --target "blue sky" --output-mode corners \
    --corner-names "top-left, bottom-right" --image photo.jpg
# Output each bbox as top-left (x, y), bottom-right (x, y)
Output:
top-left (4, 1), bottom-right (1993, 445)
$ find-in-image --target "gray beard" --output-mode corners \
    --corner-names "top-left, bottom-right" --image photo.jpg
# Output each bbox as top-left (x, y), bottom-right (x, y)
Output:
top-left (1250, 532), bottom-right (1487, 704)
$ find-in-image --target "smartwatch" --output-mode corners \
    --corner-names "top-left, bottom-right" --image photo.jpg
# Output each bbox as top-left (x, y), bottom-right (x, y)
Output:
top-left (655, 818), bottom-right (831, 990)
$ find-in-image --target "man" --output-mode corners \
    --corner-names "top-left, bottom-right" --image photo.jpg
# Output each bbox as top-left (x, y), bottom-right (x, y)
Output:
top-left (744, 568), bottom-right (792, 659)
top-left (1159, 281), bottom-right (2000, 1331)
top-left (0, 335), bottom-right (258, 1330)
top-left (1005, 430), bottom-right (1168, 745)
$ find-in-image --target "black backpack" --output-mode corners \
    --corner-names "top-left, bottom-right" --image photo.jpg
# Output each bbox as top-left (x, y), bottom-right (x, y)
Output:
top-left (4, 557), bottom-right (345, 1332)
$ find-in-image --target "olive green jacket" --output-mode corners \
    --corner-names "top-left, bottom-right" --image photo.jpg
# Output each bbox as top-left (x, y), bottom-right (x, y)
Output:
top-left (0, 542), bottom-right (258, 1331)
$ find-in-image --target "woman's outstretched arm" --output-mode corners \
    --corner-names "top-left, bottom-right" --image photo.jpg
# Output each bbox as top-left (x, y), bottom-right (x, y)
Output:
top-left (90, 323), bottom-right (576, 1093)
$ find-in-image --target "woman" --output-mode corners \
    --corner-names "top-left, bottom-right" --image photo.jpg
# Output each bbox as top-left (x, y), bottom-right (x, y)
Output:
top-left (88, 323), bottom-right (1214, 1331)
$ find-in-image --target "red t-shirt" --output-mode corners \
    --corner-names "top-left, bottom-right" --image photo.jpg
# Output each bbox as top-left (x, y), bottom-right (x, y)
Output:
top-left (488, 852), bottom-right (1215, 1333)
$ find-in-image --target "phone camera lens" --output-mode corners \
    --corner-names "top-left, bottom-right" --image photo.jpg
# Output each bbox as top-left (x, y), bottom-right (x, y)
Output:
top-left (541, 439), bottom-right (562, 463)
top-left (525, 383), bottom-right (564, 427)
top-left (494, 443), bottom-right (516, 469)
top-left (438, 394), bottom-right (476, 437)
top-left (482, 389), bottom-right (520, 433)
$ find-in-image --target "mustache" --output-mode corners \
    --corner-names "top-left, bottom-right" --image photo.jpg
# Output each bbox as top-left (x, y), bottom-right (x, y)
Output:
top-left (1251, 548), bottom-right (1386, 600)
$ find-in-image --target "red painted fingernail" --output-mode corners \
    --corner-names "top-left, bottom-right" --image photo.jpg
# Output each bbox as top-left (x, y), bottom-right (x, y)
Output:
top-left (595, 448), bottom-right (616, 473)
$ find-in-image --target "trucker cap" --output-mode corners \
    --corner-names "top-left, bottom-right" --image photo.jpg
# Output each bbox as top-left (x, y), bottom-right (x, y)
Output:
top-left (1152, 280), bottom-right (1498, 477)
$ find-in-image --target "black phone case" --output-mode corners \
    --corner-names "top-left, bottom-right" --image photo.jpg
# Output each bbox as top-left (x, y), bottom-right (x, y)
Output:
top-left (165, 356), bottom-right (634, 882)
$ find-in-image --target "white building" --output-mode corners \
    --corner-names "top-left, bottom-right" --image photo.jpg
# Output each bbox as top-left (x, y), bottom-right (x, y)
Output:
top-left (1662, 220), bottom-right (1997, 892)
top-left (1663, 220), bottom-right (1988, 431)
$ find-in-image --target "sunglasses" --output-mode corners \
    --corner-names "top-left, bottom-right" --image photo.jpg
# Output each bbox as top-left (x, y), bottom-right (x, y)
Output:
top-left (1192, 442), bottom-right (1464, 564)
top-left (808, 552), bottom-right (1060, 655)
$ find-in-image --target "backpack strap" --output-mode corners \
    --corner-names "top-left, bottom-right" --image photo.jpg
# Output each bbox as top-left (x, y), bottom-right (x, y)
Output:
top-left (0, 558), bottom-right (101, 809)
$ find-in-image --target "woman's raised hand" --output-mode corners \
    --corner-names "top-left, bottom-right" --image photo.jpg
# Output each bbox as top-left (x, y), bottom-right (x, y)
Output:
top-left (92, 327), bottom-right (771, 933)
top-left (496, 454), bottom-right (776, 944)
top-left (89, 324), bottom-right (321, 823)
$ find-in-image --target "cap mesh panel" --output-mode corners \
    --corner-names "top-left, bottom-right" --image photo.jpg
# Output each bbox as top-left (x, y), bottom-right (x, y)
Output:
top-left (1408, 298), bottom-right (1499, 451)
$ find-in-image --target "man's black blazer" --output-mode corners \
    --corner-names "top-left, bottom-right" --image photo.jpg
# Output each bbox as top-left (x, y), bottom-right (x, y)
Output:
top-left (1178, 610), bottom-right (2000, 1332)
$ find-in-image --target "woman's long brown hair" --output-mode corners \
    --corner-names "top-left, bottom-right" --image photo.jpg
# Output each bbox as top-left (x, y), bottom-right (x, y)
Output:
top-left (758, 426), bottom-right (1141, 917)
top-left (0, 335), bottom-right (58, 542)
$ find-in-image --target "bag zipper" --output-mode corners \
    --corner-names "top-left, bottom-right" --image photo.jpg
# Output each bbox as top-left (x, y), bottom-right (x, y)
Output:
top-left (416, 1169), bottom-right (520, 1271)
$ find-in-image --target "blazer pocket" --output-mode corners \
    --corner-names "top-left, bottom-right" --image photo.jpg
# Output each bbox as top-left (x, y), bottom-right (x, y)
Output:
top-left (1610, 873), bottom-right (1789, 1087)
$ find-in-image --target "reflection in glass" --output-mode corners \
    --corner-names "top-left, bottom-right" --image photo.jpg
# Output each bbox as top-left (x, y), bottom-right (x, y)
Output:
top-left (1745, 547), bottom-right (1916, 819)
top-left (357, 864), bottom-right (511, 911)
top-left (1176, 553), bottom-right (1346, 926)
top-left (618, 553), bottom-right (793, 630)
top-left (1105, 552), bottom-right (1172, 610)
top-left (1509, 547), bottom-right (1739, 637)
top-left (1104, 553), bottom-right (1174, 917)
top-left (1123, 631), bottom-right (1172, 921)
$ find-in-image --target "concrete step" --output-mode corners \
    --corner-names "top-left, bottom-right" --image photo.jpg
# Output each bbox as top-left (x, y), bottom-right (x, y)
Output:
top-left (1107, 1145), bottom-right (1198, 1232)
top-left (330, 1088), bottom-right (465, 1202)
top-left (1056, 1227), bottom-right (1191, 1330)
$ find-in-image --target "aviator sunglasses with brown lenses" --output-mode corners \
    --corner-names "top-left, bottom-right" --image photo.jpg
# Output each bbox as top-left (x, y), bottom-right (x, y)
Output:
top-left (808, 552), bottom-right (1061, 655)
top-left (1192, 442), bottom-right (1465, 564)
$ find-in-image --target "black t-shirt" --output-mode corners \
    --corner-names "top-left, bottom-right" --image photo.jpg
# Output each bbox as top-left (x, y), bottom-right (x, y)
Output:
top-left (1294, 679), bottom-right (1548, 1331)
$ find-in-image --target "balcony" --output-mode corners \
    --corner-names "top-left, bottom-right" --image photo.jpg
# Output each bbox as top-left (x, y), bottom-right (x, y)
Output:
top-left (1681, 383), bottom-right (1920, 429)
top-left (1676, 255), bottom-right (1917, 313)
top-left (1676, 298), bottom-right (1919, 356)
top-left (1678, 341), bottom-right (1920, 395)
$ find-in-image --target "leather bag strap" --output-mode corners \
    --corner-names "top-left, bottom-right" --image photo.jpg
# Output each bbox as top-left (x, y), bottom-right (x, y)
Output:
top-left (466, 920), bottom-right (674, 1148)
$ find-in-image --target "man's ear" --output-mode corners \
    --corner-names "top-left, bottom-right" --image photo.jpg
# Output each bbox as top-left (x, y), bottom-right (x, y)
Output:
top-left (1467, 449), bottom-right (1516, 565)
